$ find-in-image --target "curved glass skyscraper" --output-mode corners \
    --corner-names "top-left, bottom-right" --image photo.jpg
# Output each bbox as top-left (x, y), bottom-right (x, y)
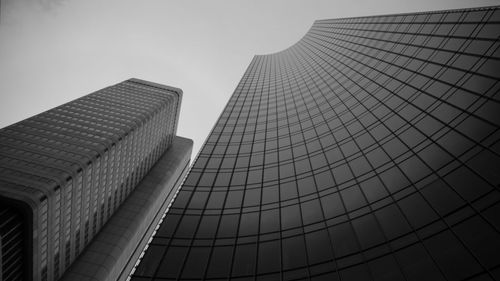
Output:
top-left (132, 6), bottom-right (500, 281)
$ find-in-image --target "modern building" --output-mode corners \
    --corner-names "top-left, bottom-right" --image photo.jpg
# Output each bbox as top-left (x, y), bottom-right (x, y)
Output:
top-left (0, 78), bottom-right (192, 281)
top-left (131, 5), bottom-right (500, 281)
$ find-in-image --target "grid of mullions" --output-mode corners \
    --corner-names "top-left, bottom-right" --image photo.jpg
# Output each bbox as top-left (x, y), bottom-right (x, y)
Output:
top-left (132, 6), bottom-right (500, 281)
top-left (0, 80), bottom-right (180, 281)
top-left (0, 207), bottom-right (24, 281)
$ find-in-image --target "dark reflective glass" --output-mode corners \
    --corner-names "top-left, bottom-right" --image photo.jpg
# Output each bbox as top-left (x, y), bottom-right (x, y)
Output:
top-left (218, 214), bottom-right (239, 238)
top-left (368, 255), bottom-right (406, 281)
top-left (360, 176), bottom-right (388, 203)
top-left (196, 215), bottom-right (219, 238)
top-left (305, 230), bottom-right (334, 264)
top-left (206, 191), bottom-right (226, 209)
top-left (258, 240), bottom-right (281, 274)
top-left (132, 7), bottom-right (500, 280)
top-left (243, 189), bottom-right (261, 207)
top-left (280, 181), bottom-right (298, 200)
top-left (281, 204), bottom-right (302, 229)
top-left (239, 212), bottom-right (259, 236)
top-left (262, 186), bottom-right (279, 204)
top-left (352, 214), bottom-right (386, 249)
top-left (375, 203), bottom-right (411, 239)
top-left (133, 245), bottom-right (164, 276)
top-left (339, 263), bottom-right (372, 281)
top-left (425, 230), bottom-right (482, 280)
top-left (398, 192), bottom-right (438, 228)
top-left (445, 166), bottom-right (492, 201)
top-left (156, 246), bottom-right (187, 278)
top-left (225, 190), bottom-right (244, 208)
top-left (454, 216), bottom-right (500, 267)
top-left (232, 244), bottom-right (257, 276)
top-left (301, 199), bottom-right (324, 224)
top-left (421, 179), bottom-right (463, 215)
top-left (207, 246), bottom-right (233, 278)
top-left (282, 236), bottom-right (308, 270)
top-left (156, 214), bottom-right (181, 237)
top-left (329, 223), bottom-right (359, 257)
top-left (341, 186), bottom-right (367, 212)
top-left (181, 247), bottom-right (210, 279)
top-left (175, 215), bottom-right (200, 238)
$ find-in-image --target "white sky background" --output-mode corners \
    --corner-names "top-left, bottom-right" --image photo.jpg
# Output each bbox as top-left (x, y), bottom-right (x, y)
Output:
top-left (0, 0), bottom-right (499, 158)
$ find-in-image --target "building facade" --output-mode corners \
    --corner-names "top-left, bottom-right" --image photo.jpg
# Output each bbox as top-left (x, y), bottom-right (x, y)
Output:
top-left (131, 6), bottom-right (500, 281)
top-left (0, 78), bottom-right (192, 281)
top-left (60, 135), bottom-right (192, 281)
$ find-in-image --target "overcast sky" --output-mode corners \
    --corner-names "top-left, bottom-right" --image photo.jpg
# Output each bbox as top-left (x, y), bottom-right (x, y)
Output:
top-left (0, 0), bottom-right (499, 157)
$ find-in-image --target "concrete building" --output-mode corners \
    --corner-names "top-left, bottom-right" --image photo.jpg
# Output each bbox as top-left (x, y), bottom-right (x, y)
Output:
top-left (131, 6), bottom-right (500, 281)
top-left (0, 78), bottom-right (192, 281)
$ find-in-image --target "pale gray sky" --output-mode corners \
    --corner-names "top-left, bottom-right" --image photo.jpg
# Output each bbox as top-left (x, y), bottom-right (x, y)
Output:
top-left (0, 0), bottom-right (499, 156)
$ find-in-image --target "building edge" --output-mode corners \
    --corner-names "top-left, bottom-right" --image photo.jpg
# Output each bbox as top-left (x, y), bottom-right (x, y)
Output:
top-left (127, 78), bottom-right (183, 136)
top-left (255, 4), bottom-right (500, 58)
top-left (59, 136), bottom-right (193, 281)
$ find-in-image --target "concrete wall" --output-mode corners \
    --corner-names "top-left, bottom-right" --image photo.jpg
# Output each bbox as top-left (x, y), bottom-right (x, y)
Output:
top-left (60, 136), bottom-right (193, 281)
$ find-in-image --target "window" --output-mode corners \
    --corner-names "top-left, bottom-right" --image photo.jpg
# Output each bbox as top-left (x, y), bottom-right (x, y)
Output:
top-left (379, 166), bottom-right (410, 193)
top-left (175, 215), bottom-right (200, 238)
top-left (217, 214), bottom-right (239, 238)
top-left (341, 186), bottom-right (367, 212)
top-left (398, 192), bottom-right (438, 228)
top-left (445, 166), bottom-right (492, 201)
top-left (225, 190), bottom-right (244, 208)
top-left (232, 244), bottom-right (257, 276)
top-left (239, 212), bottom-right (259, 236)
top-left (181, 247), bottom-right (210, 279)
top-left (375, 203), bottom-right (411, 239)
top-left (425, 230), bottom-right (482, 280)
top-left (301, 199), bottom-right (324, 225)
top-left (281, 204), bottom-right (302, 229)
top-left (421, 179), bottom-right (463, 215)
top-left (280, 181), bottom-right (298, 201)
top-left (328, 222), bottom-right (359, 257)
top-left (156, 246), bottom-right (188, 278)
top-left (282, 236), bottom-right (308, 270)
top-left (258, 240), bottom-right (281, 274)
top-left (262, 186), bottom-right (279, 205)
top-left (332, 164), bottom-right (353, 184)
top-left (352, 214), bottom-right (386, 249)
top-left (243, 189), bottom-right (261, 207)
top-left (305, 230), bottom-right (334, 264)
top-left (196, 215), bottom-right (219, 238)
top-left (188, 191), bottom-right (209, 209)
top-left (297, 177), bottom-right (316, 196)
top-left (207, 246), bottom-right (233, 278)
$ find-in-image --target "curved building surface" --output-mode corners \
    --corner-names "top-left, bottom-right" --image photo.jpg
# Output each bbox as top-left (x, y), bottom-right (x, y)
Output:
top-left (132, 6), bottom-right (500, 281)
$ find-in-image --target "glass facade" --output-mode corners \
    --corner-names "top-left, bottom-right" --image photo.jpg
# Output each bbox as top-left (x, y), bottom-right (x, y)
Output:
top-left (132, 6), bottom-right (500, 281)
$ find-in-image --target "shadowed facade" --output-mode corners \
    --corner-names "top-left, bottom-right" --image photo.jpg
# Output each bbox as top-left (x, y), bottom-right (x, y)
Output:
top-left (131, 6), bottom-right (500, 281)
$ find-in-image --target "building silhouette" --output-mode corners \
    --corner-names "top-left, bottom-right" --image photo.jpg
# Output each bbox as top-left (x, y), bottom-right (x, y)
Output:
top-left (131, 6), bottom-right (500, 281)
top-left (0, 78), bottom-right (192, 281)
